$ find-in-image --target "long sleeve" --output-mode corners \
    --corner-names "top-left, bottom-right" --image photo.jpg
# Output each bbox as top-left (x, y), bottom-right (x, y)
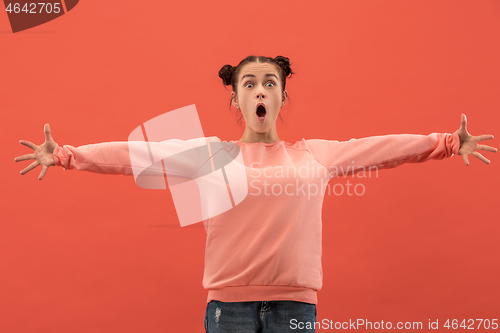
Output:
top-left (305, 130), bottom-right (460, 178)
top-left (52, 142), bottom-right (135, 175)
top-left (52, 136), bottom-right (222, 178)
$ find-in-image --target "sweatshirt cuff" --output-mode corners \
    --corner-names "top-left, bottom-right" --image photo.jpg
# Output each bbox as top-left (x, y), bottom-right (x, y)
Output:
top-left (451, 130), bottom-right (460, 156)
top-left (52, 144), bottom-right (64, 168)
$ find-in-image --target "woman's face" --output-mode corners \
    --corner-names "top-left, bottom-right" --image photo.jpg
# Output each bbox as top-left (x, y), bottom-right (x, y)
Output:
top-left (231, 62), bottom-right (287, 134)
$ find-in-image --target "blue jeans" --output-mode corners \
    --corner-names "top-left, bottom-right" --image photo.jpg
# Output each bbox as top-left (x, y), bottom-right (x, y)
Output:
top-left (204, 300), bottom-right (317, 333)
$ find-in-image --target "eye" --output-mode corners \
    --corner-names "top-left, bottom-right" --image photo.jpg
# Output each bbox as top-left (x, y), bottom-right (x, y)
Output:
top-left (245, 82), bottom-right (254, 88)
top-left (266, 81), bottom-right (275, 87)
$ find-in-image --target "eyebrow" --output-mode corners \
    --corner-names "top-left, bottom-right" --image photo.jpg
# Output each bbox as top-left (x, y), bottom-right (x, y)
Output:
top-left (241, 73), bottom-right (278, 80)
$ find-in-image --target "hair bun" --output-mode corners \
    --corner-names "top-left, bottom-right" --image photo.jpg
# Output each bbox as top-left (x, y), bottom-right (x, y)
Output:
top-left (218, 64), bottom-right (234, 86)
top-left (274, 55), bottom-right (293, 77)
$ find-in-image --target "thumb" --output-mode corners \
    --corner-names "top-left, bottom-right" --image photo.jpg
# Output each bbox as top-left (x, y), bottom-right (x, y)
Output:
top-left (459, 114), bottom-right (467, 132)
top-left (44, 123), bottom-right (54, 142)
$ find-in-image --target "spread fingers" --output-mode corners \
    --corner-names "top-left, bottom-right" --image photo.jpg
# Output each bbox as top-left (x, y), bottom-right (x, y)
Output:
top-left (476, 144), bottom-right (497, 153)
top-left (471, 152), bottom-right (490, 164)
top-left (14, 153), bottom-right (35, 162)
top-left (38, 166), bottom-right (48, 180)
top-left (19, 140), bottom-right (37, 150)
top-left (20, 161), bottom-right (39, 175)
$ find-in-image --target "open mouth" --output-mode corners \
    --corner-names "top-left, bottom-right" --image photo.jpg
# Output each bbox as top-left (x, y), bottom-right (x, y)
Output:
top-left (256, 104), bottom-right (267, 121)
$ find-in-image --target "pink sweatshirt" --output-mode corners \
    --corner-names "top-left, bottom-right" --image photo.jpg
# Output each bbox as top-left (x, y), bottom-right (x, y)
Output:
top-left (52, 130), bottom-right (460, 304)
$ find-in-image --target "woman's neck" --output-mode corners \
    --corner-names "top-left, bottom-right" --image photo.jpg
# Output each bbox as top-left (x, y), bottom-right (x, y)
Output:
top-left (238, 126), bottom-right (281, 143)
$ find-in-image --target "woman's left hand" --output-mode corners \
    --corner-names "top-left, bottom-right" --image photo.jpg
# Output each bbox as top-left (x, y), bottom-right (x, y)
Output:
top-left (457, 114), bottom-right (497, 166)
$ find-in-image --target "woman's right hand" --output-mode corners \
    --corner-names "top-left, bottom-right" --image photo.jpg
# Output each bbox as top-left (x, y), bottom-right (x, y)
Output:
top-left (14, 123), bottom-right (59, 180)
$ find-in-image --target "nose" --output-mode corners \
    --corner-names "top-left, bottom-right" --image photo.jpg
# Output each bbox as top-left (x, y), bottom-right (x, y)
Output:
top-left (255, 85), bottom-right (266, 99)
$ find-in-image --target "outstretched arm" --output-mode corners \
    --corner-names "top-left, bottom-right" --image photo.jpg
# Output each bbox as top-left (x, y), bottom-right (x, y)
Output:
top-left (15, 123), bottom-right (219, 180)
top-left (305, 114), bottom-right (496, 178)
top-left (14, 123), bottom-right (136, 178)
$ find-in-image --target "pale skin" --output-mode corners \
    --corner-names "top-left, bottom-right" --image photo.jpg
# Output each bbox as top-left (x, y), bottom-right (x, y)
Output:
top-left (14, 62), bottom-right (497, 179)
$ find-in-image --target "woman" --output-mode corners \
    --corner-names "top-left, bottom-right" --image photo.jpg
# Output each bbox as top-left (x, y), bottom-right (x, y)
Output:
top-left (15, 55), bottom-right (496, 333)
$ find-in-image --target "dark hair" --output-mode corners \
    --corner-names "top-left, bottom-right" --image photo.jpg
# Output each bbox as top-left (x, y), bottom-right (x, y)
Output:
top-left (218, 55), bottom-right (294, 125)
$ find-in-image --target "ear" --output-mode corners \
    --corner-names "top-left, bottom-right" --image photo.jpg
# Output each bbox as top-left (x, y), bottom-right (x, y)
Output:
top-left (281, 90), bottom-right (288, 107)
top-left (231, 92), bottom-right (239, 109)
